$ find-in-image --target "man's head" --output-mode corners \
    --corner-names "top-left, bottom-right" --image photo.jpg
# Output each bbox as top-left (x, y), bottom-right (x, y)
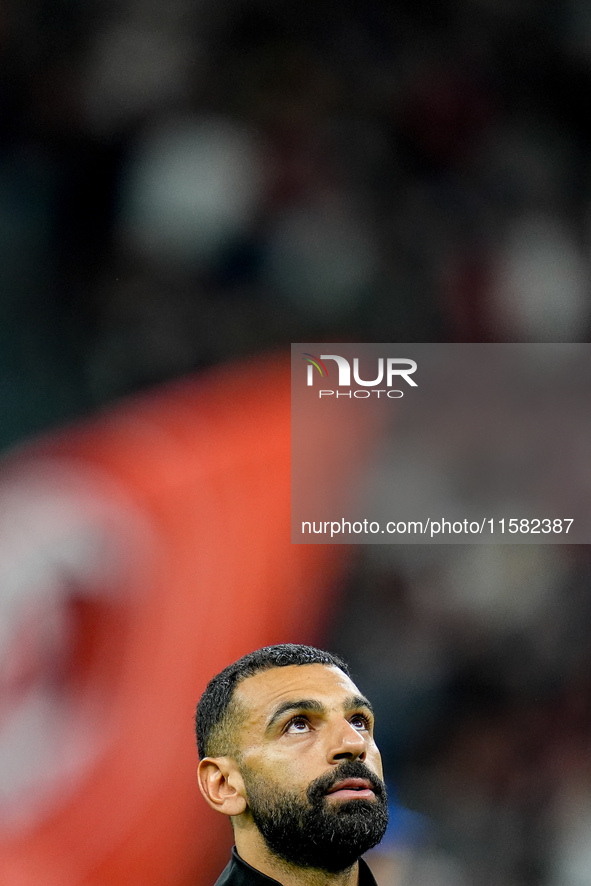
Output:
top-left (196, 644), bottom-right (388, 873)
top-left (195, 644), bottom-right (350, 760)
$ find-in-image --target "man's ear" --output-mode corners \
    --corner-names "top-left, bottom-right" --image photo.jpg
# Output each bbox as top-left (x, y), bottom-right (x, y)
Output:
top-left (198, 757), bottom-right (247, 817)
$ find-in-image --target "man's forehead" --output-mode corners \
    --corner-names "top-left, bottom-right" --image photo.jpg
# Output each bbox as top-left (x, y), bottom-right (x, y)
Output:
top-left (233, 663), bottom-right (363, 722)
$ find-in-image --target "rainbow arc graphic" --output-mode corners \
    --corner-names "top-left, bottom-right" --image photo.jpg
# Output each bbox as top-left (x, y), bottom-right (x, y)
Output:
top-left (302, 353), bottom-right (329, 380)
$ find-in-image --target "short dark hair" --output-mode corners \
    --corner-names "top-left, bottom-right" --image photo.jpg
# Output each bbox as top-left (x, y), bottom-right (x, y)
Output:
top-left (195, 643), bottom-right (350, 759)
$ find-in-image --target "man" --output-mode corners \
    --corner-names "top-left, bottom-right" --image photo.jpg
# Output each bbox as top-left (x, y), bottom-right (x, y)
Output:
top-left (196, 644), bottom-right (388, 886)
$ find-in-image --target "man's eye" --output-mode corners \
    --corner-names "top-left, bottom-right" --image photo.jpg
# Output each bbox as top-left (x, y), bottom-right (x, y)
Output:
top-left (350, 714), bottom-right (370, 731)
top-left (285, 716), bottom-right (310, 733)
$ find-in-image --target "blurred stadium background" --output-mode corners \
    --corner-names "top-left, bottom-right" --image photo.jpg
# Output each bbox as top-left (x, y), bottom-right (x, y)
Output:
top-left (2, 1), bottom-right (591, 884)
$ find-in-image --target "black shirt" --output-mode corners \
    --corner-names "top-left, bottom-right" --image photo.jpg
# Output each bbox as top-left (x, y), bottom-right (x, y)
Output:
top-left (214, 848), bottom-right (379, 886)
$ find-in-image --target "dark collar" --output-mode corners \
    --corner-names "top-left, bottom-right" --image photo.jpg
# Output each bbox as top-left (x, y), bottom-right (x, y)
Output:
top-left (214, 847), bottom-right (378, 886)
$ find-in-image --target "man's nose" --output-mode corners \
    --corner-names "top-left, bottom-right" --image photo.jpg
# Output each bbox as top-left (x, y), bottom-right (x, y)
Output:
top-left (327, 720), bottom-right (367, 762)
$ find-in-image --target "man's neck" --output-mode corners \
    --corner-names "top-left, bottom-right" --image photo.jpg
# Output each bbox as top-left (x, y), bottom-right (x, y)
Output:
top-left (234, 831), bottom-right (360, 886)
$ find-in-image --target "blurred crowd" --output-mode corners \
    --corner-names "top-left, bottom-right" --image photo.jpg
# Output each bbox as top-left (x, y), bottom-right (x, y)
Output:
top-left (2, 1), bottom-right (591, 885)
top-left (333, 545), bottom-right (591, 886)
top-left (3, 0), bottom-right (591, 451)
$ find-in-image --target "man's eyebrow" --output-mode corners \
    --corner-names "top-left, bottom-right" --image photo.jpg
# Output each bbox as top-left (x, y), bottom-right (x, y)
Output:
top-left (344, 694), bottom-right (374, 716)
top-left (265, 698), bottom-right (325, 733)
top-left (265, 695), bottom-right (374, 733)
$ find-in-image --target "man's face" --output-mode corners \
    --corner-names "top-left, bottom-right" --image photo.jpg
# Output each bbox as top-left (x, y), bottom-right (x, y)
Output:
top-left (231, 663), bottom-right (388, 872)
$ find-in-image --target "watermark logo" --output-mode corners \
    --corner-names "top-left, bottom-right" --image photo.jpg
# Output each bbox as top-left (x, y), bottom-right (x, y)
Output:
top-left (302, 353), bottom-right (417, 398)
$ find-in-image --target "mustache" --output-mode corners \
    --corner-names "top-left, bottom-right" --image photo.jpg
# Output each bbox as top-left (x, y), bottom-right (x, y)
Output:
top-left (306, 760), bottom-right (387, 805)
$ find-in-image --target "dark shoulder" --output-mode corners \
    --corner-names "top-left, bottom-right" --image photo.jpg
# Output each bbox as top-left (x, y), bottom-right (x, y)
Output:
top-left (213, 858), bottom-right (237, 886)
top-left (358, 857), bottom-right (379, 886)
top-left (213, 849), bottom-right (283, 886)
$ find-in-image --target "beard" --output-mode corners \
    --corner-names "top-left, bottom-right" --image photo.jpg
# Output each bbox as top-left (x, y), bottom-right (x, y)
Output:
top-left (241, 760), bottom-right (389, 873)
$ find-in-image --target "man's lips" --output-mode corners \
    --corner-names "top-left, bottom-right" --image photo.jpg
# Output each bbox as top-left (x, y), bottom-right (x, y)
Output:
top-left (325, 778), bottom-right (376, 801)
